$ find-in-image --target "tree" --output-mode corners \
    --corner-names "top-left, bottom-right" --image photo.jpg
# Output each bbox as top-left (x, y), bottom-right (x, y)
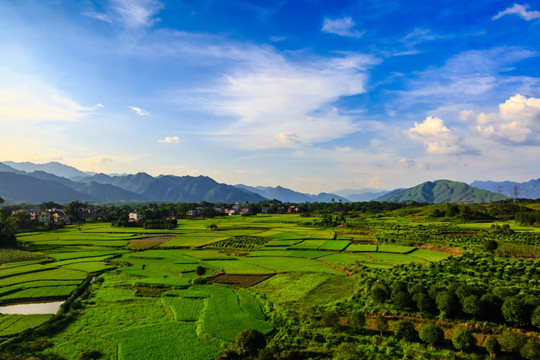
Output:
top-left (394, 320), bottom-right (417, 342)
top-left (414, 292), bottom-right (436, 314)
top-left (499, 330), bottom-right (526, 353)
top-left (501, 297), bottom-right (530, 327)
top-left (11, 210), bottom-right (33, 230)
top-left (195, 266), bottom-right (206, 276)
top-left (64, 201), bottom-right (89, 223)
top-left (462, 295), bottom-right (482, 318)
top-left (484, 336), bottom-right (500, 359)
top-left (233, 329), bottom-right (266, 356)
top-left (0, 196), bottom-right (4, 205)
top-left (321, 311), bottom-right (340, 327)
top-left (347, 311), bottom-right (365, 331)
top-left (436, 291), bottom-right (459, 318)
top-left (371, 283), bottom-right (389, 303)
top-left (392, 291), bottom-right (414, 310)
top-left (532, 306), bottom-right (540, 329)
top-left (452, 327), bottom-right (476, 352)
top-left (419, 324), bottom-right (444, 347)
top-left (521, 338), bottom-right (540, 360)
top-left (375, 314), bottom-right (388, 336)
top-left (332, 343), bottom-right (360, 360)
top-left (484, 240), bottom-right (499, 252)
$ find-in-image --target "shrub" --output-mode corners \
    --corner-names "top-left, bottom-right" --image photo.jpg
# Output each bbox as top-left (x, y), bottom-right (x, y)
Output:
top-left (521, 338), bottom-right (540, 360)
top-left (499, 330), bottom-right (526, 353)
top-left (394, 320), bottom-right (417, 342)
top-left (501, 297), bottom-right (530, 327)
top-left (419, 324), bottom-right (444, 347)
top-left (78, 349), bottom-right (103, 360)
top-left (347, 311), bottom-right (365, 330)
top-left (233, 329), bottom-right (266, 356)
top-left (452, 327), bottom-right (476, 352)
top-left (484, 336), bottom-right (500, 359)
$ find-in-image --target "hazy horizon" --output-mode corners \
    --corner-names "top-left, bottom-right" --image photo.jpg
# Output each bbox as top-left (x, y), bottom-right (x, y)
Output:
top-left (1, 1), bottom-right (539, 193)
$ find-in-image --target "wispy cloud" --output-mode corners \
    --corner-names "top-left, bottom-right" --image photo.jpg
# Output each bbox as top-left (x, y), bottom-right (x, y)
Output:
top-left (84, 0), bottom-right (163, 29)
top-left (493, 3), bottom-right (540, 21)
top-left (399, 47), bottom-right (538, 108)
top-left (129, 106), bottom-right (151, 116)
top-left (205, 51), bottom-right (380, 149)
top-left (0, 82), bottom-right (91, 122)
top-left (408, 116), bottom-right (475, 155)
top-left (322, 17), bottom-right (364, 38)
top-left (158, 136), bottom-right (180, 144)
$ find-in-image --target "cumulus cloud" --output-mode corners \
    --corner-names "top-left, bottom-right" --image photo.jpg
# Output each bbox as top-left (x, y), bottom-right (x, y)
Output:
top-left (493, 3), bottom-right (540, 21)
top-left (322, 17), bottom-right (363, 38)
top-left (469, 94), bottom-right (540, 144)
top-left (408, 116), bottom-right (472, 155)
top-left (0, 83), bottom-right (91, 122)
top-left (130, 106), bottom-right (151, 116)
top-left (84, 0), bottom-right (163, 29)
top-left (158, 136), bottom-right (180, 144)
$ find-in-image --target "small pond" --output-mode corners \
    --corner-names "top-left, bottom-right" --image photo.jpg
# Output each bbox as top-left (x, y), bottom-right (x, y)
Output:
top-left (0, 301), bottom-right (64, 315)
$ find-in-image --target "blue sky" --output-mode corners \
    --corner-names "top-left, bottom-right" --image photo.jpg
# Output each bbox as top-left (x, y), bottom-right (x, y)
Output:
top-left (1, 0), bottom-right (539, 193)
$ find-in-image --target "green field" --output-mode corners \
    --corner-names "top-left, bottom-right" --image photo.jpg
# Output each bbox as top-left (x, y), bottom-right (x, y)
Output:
top-left (1, 212), bottom-right (521, 360)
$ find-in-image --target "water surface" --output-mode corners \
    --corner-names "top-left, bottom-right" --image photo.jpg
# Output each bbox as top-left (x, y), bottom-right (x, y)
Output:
top-left (0, 301), bottom-right (63, 314)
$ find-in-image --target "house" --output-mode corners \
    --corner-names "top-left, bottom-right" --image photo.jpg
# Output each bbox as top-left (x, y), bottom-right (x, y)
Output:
top-left (53, 212), bottom-right (71, 225)
top-left (129, 212), bottom-right (144, 222)
top-left (30, 210), bottom-right (51, 224)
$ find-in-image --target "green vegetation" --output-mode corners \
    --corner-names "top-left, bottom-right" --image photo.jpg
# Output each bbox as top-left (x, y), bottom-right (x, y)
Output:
top-left (0, 202), bottom-right (538, 360)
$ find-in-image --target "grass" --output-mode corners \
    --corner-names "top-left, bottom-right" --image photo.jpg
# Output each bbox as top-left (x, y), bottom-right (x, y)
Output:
top-left (195, 284), bottom-right (273, 342)
top-left (202, 259), bottom-right (271, 274)
top-left (318, 240), bottom-right (350, 251)
top-left (347, 244), bottom-right (378, 252)
top-left (160, 234), bottom-right (230, 248)
top-left (377, 245), bottom-right (416, 253)
top-left (0, 314), bottom-right (53, 336)
top-left (161, 295), bottom-right (204, 321)
top-left (289, 240), bottom-right (328, 249)
top-left (47, 250), bottom-right (127, 261)
top-left (242, 256), bottom-right (344, 275)
top-left (110, 322), bottom-right (221, 360)
top-left (410, 248), bottom-right (452, 261)
top-left (0, 285), bottom-right (78, 302)
top-left (253, 272), bottom-right (337, 304)
top-left (0, 268), bottom-right (87, 287)
top-left (248, 250), bottom-right (333, 258)
top-left (0, 249), bottom-right (47, 265)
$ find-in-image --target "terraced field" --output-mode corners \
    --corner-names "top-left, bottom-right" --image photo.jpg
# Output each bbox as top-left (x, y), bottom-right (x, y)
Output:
top-left (0, 214), bottom-right (455, 359)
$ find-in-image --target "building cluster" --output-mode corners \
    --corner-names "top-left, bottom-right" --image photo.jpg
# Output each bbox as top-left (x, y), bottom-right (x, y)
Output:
top-left (12, 209), bottom-right (71, 225)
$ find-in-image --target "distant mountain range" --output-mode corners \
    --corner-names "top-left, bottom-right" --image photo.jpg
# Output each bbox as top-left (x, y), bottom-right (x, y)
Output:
top-left (471, 178), bottom-right (540, 199)
top-left (235, 184), bottom-right (349, 203)
top-left (0, 161), bottom-right (537, 204)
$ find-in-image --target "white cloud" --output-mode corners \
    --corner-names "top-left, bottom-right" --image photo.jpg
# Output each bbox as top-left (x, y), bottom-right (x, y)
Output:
top-left (472, 94), bottom-right (540, 143)
top-left (158, 136), bottom-right (180, 144)
top-left (408, 116), bottom-right (472, 154)
top-left (322, 17), bottom-right (363, 38)
top-left (207, 51), bottom-right (379, 149)
top-left (493, 3), bottom-right (540, 21)
top-left (97, 103), bottom-right (105, 108)
top-left (85, 0), bottom-right (163, 29)
top-left (0, 83), bottom-right (91, 122)
top-left (399, 47), bottom-right (538, 108)
top-left (130, 106), bottom-right (151, 116)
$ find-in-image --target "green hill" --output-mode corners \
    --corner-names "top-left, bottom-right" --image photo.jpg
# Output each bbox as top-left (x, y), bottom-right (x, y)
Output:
top-left (376, 180), bottom-right (509, 204)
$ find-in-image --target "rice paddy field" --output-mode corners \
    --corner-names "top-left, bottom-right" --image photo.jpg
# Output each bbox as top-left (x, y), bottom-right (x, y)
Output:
top-left (0, 214), bottom-right (460, 359)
